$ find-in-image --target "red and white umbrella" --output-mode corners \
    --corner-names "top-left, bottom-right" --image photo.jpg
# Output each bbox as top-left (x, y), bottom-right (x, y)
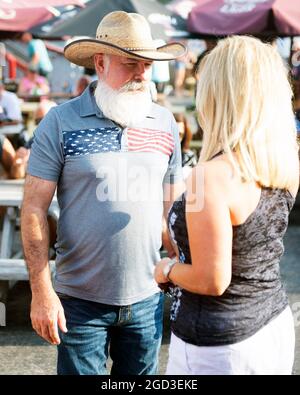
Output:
top-left (0, 0), bottom-right (84, 33)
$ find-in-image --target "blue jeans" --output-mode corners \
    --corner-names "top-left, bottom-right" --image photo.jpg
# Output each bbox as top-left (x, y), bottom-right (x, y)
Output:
top-left (57, 292), bottom-right (164, 375)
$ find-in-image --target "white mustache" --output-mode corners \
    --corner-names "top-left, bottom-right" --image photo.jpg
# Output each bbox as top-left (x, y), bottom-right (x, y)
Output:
top-left (94, 80), bottom-right (152, 128)
top-left (120, 81), bottom-right (148, 92)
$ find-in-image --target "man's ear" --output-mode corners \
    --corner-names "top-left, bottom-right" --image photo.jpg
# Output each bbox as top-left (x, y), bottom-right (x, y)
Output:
top-left (94, 54), bottom-right (105, 74)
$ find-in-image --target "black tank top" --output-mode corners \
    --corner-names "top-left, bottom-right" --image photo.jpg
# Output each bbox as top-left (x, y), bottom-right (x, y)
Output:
top-left (168, 187), bottom-right (295, 346)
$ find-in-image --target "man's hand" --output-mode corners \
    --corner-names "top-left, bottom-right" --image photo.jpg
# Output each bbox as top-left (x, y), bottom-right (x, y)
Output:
top-left (30, 288), bottom-right (68, 345)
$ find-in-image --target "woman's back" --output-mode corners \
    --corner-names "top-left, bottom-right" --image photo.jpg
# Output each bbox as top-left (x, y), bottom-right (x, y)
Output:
top-left (168, 155), bottom-right (297, 346)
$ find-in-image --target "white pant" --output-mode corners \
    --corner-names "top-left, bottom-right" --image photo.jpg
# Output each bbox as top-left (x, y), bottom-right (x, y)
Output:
top-left (166, 307), bottom-right (295, 375)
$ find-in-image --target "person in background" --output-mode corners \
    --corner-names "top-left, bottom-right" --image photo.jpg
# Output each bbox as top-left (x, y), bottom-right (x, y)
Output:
top-left (291, 39), bottom-right (300, 105)
top-left (291, 38), bottom-right (300, 81)
top-left (0, 135), bottom-right (29, 179)
top-left (193, 50), bottom-right (209, 82)
top-left (174, 113), bottom-right (197, 179)
top-left (0, 135), bottom-right (29, 221)
top-left (151, 40), bottom-right (171, 95)
top-left (173, 44), bottom-right (196, 97)
top-left (34, 98), bottom-right (57, 125)
top-left (21, 32), bottom-right (53, 78)
top-left (24, 98), bottom-right (57, 151)
top-left (192, 51), bottom-right (210, 142)
top-left (155, 36), bottom-right (299, 375)
top-left (0, 81), bottom-right (22, 123)
top-left (152, 61), bottom-right (170, 94)
top-left (18, 67), bottom-right (50, 97)
top-left (74, 75), bottom-right (91, 97)
top-left (295, 111), bottom-right (300, 137)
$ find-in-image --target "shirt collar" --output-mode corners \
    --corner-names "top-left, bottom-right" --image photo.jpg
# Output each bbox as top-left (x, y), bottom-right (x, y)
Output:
top-left (79, 81), bottom-right (105, 119)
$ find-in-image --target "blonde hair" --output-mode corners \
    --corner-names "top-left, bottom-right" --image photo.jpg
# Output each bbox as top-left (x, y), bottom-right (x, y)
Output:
top-left (197, 35), bottom-right (298, 189)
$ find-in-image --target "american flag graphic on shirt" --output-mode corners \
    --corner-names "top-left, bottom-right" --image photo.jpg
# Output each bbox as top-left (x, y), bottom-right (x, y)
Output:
top-left (125, 127), bottom-right (175, 156)
top-left (62, 127), bottom-right (174, 157)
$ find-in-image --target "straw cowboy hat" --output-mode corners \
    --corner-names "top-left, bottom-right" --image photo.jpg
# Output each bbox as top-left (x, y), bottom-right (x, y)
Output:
top-left (64, 11), bottom-right (186, 69)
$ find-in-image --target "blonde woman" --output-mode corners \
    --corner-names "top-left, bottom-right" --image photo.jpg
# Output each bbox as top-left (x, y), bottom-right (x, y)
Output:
top-left (155, 36), bottom-right (299, 375)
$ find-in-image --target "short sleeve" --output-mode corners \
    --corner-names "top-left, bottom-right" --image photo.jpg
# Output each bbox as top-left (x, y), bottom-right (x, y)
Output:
top-left (27, 108), bottom-right (64, 182)
top-left (163, 115), bottom-right (183, 185)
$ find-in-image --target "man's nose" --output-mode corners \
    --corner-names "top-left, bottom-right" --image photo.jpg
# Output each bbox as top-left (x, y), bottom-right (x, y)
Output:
top-left (134, 63), bottom-right (149, 81)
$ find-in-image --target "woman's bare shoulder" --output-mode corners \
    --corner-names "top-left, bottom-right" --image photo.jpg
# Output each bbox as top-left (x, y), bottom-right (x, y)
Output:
top-left (187, 156), bottom-right (236, 205)
top-left (200, 154), bottom-right (238, 184)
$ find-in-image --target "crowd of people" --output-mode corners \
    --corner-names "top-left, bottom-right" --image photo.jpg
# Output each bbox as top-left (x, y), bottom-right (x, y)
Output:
top-left (1, 10), bottom-right (300, 376)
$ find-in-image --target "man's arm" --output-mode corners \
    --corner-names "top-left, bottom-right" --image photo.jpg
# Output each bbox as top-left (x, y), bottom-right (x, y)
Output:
top-left (21, 174), bottom-right (67, 345)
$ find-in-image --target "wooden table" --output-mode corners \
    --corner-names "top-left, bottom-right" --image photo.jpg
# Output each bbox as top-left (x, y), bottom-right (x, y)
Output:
top-left (0, 180), bottom-right (57, 285)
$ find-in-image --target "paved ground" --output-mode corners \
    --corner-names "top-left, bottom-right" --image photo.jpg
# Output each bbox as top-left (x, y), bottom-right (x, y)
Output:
top-left (0, 205), bottom-right (300, 375)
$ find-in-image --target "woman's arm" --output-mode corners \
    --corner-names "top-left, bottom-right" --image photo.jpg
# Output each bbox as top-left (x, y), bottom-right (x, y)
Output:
top-left (155, 162), bottom-right (233, 296)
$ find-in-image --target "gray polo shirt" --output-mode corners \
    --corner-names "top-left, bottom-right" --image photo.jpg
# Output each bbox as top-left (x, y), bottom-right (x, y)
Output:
top-left (28, 83), bottom-right (183, 305)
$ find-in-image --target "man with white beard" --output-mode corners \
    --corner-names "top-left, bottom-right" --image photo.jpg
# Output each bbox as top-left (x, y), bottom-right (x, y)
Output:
top-left (21, 11), bottom-right (186, 375)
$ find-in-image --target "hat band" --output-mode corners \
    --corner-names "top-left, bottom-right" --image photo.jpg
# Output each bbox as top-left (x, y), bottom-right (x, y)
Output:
top-left (123, 47), bottom-right (157, 51)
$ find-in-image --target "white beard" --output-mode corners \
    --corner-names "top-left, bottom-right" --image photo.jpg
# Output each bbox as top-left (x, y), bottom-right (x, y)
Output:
top-left (94, 80), bottom-right (152, 128)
